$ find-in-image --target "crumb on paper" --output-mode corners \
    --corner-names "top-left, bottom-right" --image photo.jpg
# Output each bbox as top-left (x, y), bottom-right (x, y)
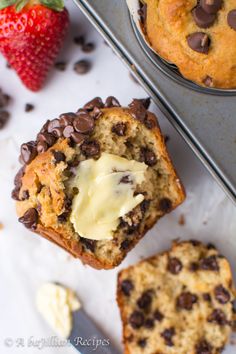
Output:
top-left (0, 223), bottom-right (4, 230)
top-left (178, 214), bottom-right (185, 226)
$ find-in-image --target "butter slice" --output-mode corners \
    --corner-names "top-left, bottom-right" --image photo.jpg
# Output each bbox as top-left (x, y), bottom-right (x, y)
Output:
top-left (36, 283), bottom-right (80, 338)
top-left (70, 153), bottom-right (147, 240)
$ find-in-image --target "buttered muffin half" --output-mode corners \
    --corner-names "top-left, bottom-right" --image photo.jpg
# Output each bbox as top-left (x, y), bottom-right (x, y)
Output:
top-left (12, 97), bottom-right (185, 269)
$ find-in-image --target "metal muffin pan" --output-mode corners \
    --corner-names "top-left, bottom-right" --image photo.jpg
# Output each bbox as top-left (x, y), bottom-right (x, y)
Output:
top-left (73, 0), bottom-right (236, 204)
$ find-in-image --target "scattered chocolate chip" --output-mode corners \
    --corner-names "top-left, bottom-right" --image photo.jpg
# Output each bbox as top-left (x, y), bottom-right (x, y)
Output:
top-left (137, 338), bottom-right (147, 348)
top-left (140, 147), bottom-right (157, 166)
top-left (18, 208), bottom-right (38, 230)
top-left (177, 292), bottom-right (198, 310)
top-left (80, 140), bottom-right (100, 158)
top-left (52, 150), bottom-right (66, 164)
top-left (120, 239), bottom-right (131, 250)
top-left (154, 309), bottom-right (164, 322)
top-left (200, 0), bottom-right (222, 14)
top-left (57, 212), bottom-right (69, 223)
top-left (228, 10), bottom-right (236, 30)
top-left (187, 32), bottom-right (210, 54)
top-left (196, 339), bottom-right (213, 354)
top-left (203, 75), bottom-right (214, 87)
top-left (112, 122), bottom-right (127, 136)
top-left (190, 239), bottom-right (201, 246)
top-left (20, 141), bottom-right (37, 164)
top-left (167, 257), bottom-right (183, 274)
top-left (164, 135), bottom-right (170, 143)
top-left (0, 110), bottom-right (10, 129)
top-left (199, 255), bottom-right (219, 271)
top-left (208, 309), bottom-right (228, 326)
top-left (63, 125), bottom-right (75, 138)
top-left (129, 99), bottom-right (147, 122)
top-left (54, 61), bottom-right (67, 71)
top-left (73, 35), bottom-right (85, 46)
top-left (37, 132), bottom-right (56, 147)
top-left (161, 327), bottom-right (175, 347)
top-left (90, 106), bottom-right (102, 120)
top-left (159, 198), bottom-right (172, 213)
top-left (11, 186), bottom-right (21, 201)
top-left (129, 311), bottom-right (145, 329)
top-left (40, 120), bottom-right (50, 133)
top-left (120, 279), bottom-right (134, 296)
top-left (189, 262), bottom-right (199, 272)
top-left (25, 103), bottom-right (34, 112)
top-left (80, 238), bottom-right (96, 252)
top-left (192, 6), bottom-right (216, 28)
top-left (82, 42), bottom-right (95, 53)
top-left (120, 175), bottom-right (132, 184)
top-left (52, 127), bottom-right (64, 138)
top-left (203, 293), bottom-right (211, 302)
top-left (21, 190), bottom-right (29, 200)
top-left (47, 119), bottom-right (61, 133)
top-left (37, 141), bottom-right (48, 154)
top-left (73, 113), bottom-right (94, 134)
top-left (83, 97), bottom-right (104, 111)
top-left (214, 285), bottom-right (230, 304)
top-left (137, 291), bottom-right (153, 310)
top-left (70, 132), bottom-right (86, 145)
top-left (14, 166), bottom-right (25, 187)
top-left (144, 114), bottom-right (157, 129)
top-left (144, 318), bottom-right (154, 329)
top-left (104, 96), bottom-right (121, 108)
top-left (74, 60), bottom-right (91, 75)
top-left (60, 112), bottom-right (76, 126)
top-left (138, 2), bottom-right (147, 25)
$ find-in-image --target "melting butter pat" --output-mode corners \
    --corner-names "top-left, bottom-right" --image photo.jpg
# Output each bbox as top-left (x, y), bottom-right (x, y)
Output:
top-left (70, 152), bottom-right (147, 240)
top-left (36, 283), bottom-right (80, 338)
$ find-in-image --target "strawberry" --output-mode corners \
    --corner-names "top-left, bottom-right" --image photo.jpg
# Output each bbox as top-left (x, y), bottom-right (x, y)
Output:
top-left (0, 0), bottom-right (69, 91)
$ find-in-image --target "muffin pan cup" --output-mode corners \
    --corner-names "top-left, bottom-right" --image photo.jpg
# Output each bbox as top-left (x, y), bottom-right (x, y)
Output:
top-left (73, 0), bottom-right (236, 204)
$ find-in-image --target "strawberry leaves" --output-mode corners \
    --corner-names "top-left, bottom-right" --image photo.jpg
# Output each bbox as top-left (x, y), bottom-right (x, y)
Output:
top-left (15, 0), bottom-right (28, 12)
top-left (40, 0), bottom-right (64, 11)
top-left (0, 0), bottom-right (17, 10)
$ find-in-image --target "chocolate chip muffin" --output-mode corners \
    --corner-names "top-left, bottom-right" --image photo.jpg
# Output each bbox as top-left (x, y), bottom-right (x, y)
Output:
top-left (117, 241), bottom-right (236, 353)
top-left (138, 0), bottom-right (236, 88)
top-left (12, 97), bottom-right (185, 269)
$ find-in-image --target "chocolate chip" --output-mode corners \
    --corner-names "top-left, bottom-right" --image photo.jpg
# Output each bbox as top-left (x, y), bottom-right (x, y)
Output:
top-left (63, 125), bottom-right (75, 138)
top-left (104, 96), bottom-right (121, 108)
top-left (187, 32), bottom-right (210, 53)
top-left (21, 190), bottom-right (29, 200)
top-left (20, 141), bottom-right (37, 164)
top-left (214, 285), bottom-right (230, 304)
top-left (192, 6), bottom-right (216, 28)
top-left (60, 112), bottom-right (76, 126)
top-left (159, 198), bottom-right (172, 212)
top-left (120, 279), bottom-right (134, 296)
top-left (138, 2), bottom-right (147, 25)
top-left (228, 10), bottom-right (236, 30)
top-left (82, 42), bottom-right (95, 53)
top-left (140, 147), bottom-right (157, 166)
top-left (144, 114), bottom-right (157, 129)
top-left (70, 132), bottom-right (86, 145)
top-left (200, 0), bottom-right (222, 14)
top-left (196, 340), bottom-right (213, 354)
top-left (140, 199), bottom-right (150, 214)
top-left (18, 208), bottom-right (38, 230)
top-left (137, 338), bottom-right (147, 348)
top-left (190, 239), bottom-right (201, 246)
top-left (14, 166), bottom-right (25, 187)
top-left (199, 255), bottom-right (219, 271)
top-left (120, 239), bottom-right (131, 250)
top-left (25, 103), bottom-right (34, 112)
top-left (120, 175), bottom-right (132, 184)
top-left (161, 327), bottom-right (175, 347)
top-left (129, 311), bottom-right (145, 329)
top-left (203, 293), bottom-right (211, 302)
top-left (208, 309), bottom-right (228, 326)
top-left (129, 99), bottom-right (147, 122)
top-left (57, 212), bottom-right (69, 223)
top-left (154, 309), bottom-right (164, 322)
top-left (167, 257), bottom-right (183, 274)
top-left (54, 61), bottom-right (67, 71)
top-left (144, 318), bottom-right (154, 329)
top-left (112, 122), bottom-right (127, 136)
top-left (52, 150), bottom-right (66, 164)
top-left (73, 113), bottom-right (94, 134)
top-left (80, 238), bottom-right (96, 252)
top-left (11, 186), bottom-right (21, 201)
top-left (40, 120), bottom-right (50, 133)
top-left (177, 292), bottom-right (198, 310)
top-left (83, 97), bottom-right (104, 111)
top-left (137, 291), bottom-right (153, 310)
top-left (51, 127), bottom-right (64, 138)
top-left (190, 262), bottom-right (199, 272)
top-left (80, 140), bottom-right (100, 158)
top-left (47, 119), bottom-right (61, 133)
top-left (74, 60), bottom-right (91, 74)
top-left (90, 106), bottom-right (102, 120)
top-left (0, 110), bottom-right (10, 129)
top-left (37, 132), bottom-right (56, 147)
top-left (73, 35), bottom-right (85, 46)
top-left (37, 141), bottom-right (48, 154)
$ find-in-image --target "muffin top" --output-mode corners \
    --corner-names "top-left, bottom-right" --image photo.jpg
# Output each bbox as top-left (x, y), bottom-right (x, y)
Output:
top-left (139, 0), bottom-right (236, 89)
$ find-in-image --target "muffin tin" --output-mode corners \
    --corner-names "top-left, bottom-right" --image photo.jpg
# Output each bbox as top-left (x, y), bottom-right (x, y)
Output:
top-left (73, 0), bottom-right (236, 204)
